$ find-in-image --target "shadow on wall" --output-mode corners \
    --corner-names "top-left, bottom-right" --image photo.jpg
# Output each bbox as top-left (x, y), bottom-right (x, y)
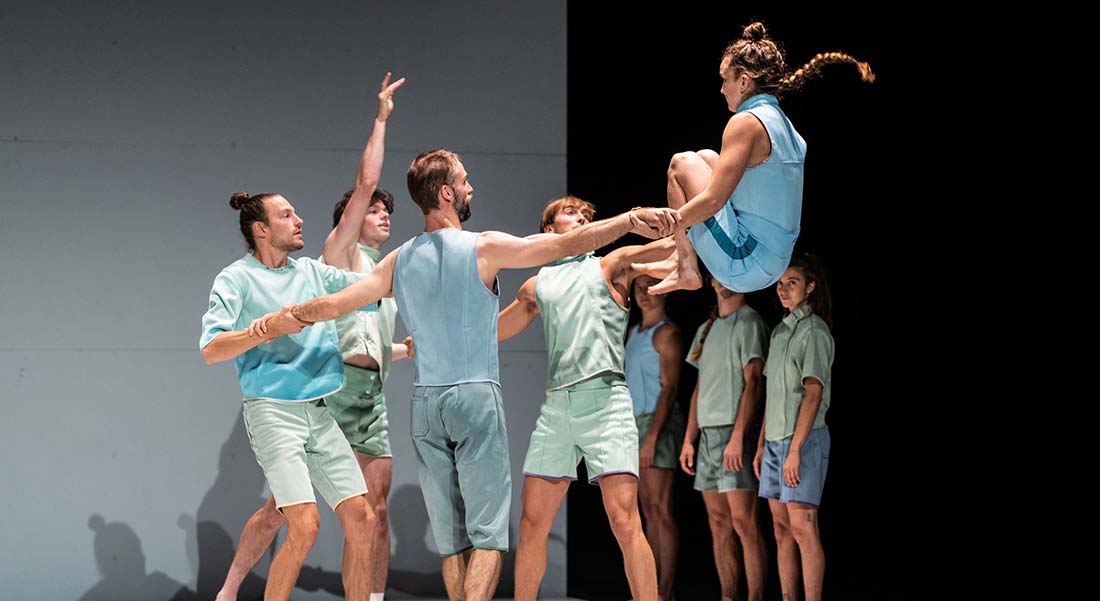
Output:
top-left (80, 416), bottom-right (546, 600)
top-left (185, 411), bottom-right (344, 599)
top-left (77, 514), bottom-right (197, 601)
top-left (188, 411), bottom-right (270, 600)
top-left (387, 484), bottom-right (447, 597)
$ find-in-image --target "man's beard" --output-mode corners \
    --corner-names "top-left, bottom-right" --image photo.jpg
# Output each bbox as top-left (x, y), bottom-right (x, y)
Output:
top-left (456, 196), bottom-right (472, 222)
top-left (274, 236), bottom-right (304, 252)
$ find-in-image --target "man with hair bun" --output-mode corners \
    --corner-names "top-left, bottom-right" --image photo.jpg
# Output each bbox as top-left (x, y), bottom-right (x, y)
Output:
top-left (201, 72), bottom-right (404, 601)
top-left (211, 72), bottom-right (406, 601)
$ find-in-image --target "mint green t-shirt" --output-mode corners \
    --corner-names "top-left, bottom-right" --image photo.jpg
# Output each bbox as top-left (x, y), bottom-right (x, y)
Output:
top-left (686, 305), bottom-right (769, 428)
top-left (200, 254), bottom-right (372, 401)
top-left (763, 304), bottom-right (833, 441)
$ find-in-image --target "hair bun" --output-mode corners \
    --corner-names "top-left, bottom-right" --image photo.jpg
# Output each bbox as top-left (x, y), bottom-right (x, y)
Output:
top-left (742, 22), bottom-right (767, 42)
top-left (88, 514), bottom-right (106, 531)
top-left (229, 192), bottom-right (249, 210)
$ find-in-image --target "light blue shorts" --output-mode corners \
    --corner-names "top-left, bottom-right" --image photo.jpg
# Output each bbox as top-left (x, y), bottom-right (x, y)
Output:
top-left (687, 204), bottom-right (791, 293)
top-left (410, 382), bottom-right (511, 556)
top-left (758, 427), bottom-right (830, 507)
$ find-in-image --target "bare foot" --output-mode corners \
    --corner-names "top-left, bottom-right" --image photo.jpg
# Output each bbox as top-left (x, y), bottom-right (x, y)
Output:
top-left (214, 590), bottom-right (236, 601)
top-left (632, 255), bottom-right (678, 279)
top-left (648, 265), bottom-right (702, 294)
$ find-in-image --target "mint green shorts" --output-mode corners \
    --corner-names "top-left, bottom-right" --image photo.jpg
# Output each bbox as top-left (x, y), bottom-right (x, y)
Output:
top-left (242, 398), bottom-right (367, 510)
top-left (635, 407), bottom-right (685, 470)
top-left (524, 373), bottom-right (639, 483)
top-left (410, 382), bottom-right (511, 556)
top-left (325, 365), bottom-right (391, 457)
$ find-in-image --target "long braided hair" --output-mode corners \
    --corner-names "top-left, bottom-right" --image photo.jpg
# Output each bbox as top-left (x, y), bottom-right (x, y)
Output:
top-left (689, 305), bottom-right (721, 363)
top-left (722, 22), bottom-right (875, 99)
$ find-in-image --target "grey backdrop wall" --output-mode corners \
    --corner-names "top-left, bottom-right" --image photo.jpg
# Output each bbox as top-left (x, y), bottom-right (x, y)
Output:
top-left (0, 2), bottom-right (566, 599)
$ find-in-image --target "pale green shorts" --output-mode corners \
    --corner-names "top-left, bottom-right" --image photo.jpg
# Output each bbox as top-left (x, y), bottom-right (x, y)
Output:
top-left (326, 364), bottom-right (391, 457)
top-left (523, 373), bottom-right (639, 483)
top-left (693, 425), bottom-right (759, 492)
top-left (242, 398), bottom-right (367, 510)
top-left (410, 382), bottom-right (511, 556)
top-left (635, 406), bottom-right (685, 470)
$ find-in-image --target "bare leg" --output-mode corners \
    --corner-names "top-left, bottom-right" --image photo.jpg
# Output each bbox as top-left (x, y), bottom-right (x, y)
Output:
top-left (600, 473), bottom-right (658, 601)
top-left (463, 549), bottom-right (503, 601)
top-left (768, 500), bottom-right (802, 601)
top-left (265, 503), bottom-right (320, 601)
top-left (215, 496), bottom-right (284, 601)
top-left (787, 503), bottom-right (824, 601)
top-left (358, 453), bottom-right (393, 597)
top-left (442, 550), bottom-right (470, 601)
top-left (515, 476), bottom-right (570, 601)
top-left (638, 467), bottom-right (678, 600)
top-left (335, 495), bottom-right (377, 601)
top-left (702, 491), bottom-right (740, 601)
top-left (726, 491), bottom-right (766, 601)
top-left (636, 151), bottom-right (717, 294)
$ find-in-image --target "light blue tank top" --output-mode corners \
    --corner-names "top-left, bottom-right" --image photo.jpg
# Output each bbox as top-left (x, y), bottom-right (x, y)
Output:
top-left (625, 320), bottom-right (669, 416)
top-left (392, 229), bottom-right (500, 386)
top-left (729, 93), bottom-right (807, 261)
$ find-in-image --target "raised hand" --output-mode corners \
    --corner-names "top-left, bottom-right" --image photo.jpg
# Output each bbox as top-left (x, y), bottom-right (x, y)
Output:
top-left (377, 72), bottom-right (406, 122)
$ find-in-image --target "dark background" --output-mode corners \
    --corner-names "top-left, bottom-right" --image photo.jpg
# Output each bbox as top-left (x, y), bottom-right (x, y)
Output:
top-left (567, 5), bottom-right (923, 600)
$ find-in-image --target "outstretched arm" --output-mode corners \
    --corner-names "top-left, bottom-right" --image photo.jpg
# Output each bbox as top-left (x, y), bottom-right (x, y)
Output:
top-left (676, 114), bottom-right (763, 228)
top-left (478, 207), bottom-right (678, 278)
top-left (323, 72), bottom-right (406, 269)
top-left (497, 276), bottom-right (540, 342)
top-left (291, 250), bottom-right (398, 324)
top-left (202, 305), bottom-right (308, 364)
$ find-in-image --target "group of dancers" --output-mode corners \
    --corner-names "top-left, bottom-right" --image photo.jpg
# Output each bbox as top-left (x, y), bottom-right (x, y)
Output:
top-left (200, 22), bottom-right (872, 601)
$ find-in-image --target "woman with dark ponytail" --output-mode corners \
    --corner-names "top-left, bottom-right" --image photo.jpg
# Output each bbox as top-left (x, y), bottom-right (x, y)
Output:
top-left (678, 276), bottom-right (770, 601)
top-left (754, 252), bottom-right (834, 601)
top-left (636, 22), bottom-right (874, 296)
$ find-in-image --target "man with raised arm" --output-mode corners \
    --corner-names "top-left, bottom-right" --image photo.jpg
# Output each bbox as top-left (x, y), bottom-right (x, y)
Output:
top-left (213, 73), bottom-right (406, 601)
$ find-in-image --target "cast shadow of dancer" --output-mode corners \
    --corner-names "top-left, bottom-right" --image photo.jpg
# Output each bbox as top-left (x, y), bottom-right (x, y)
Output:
top-left (386, 484), bottom-right (447, 598)
top-left (77, 514), bottom-right (198, 601)
top-left (183, 412), bottom-right (342, 600)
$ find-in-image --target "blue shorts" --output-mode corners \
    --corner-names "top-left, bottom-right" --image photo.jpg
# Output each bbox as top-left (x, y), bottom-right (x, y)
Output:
top-left (410, 382), bottom-right (511, 556)
top-left (687, 204), bottom-right (791, 293)
top-left (758, 427), bottom-right (830, 507)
